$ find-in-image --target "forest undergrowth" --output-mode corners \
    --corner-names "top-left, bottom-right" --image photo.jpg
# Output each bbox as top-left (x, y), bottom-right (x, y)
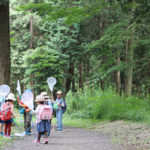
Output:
top-left (66, 87), bottom-right (150, 123)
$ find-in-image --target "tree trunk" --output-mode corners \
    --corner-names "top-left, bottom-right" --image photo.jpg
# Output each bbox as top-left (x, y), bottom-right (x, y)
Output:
top-left (124, 3), bottom-right (135, 97)
top-left (71, 63), bottom-right (75, 92)
top-left (30, 16), bottom-right (34, 49)
top-left (85, 53), bottom-right (90, 86)
top-left (29, 16), bottom-right (34, 88)
top-left (65, 62), bottom-right (75, 93)
top-left (116, 57), bottom-right (121, 94)
top-left (0, 3), bottom-right (10, 85)
top-left (124, 39), bottom-right (133, 97)
top-left (79, 59), bottom-right (84, 89)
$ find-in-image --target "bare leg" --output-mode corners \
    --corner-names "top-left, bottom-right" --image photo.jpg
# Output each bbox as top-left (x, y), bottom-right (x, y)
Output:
top-left (44, 132), bottom-right (48, 144)
top-left (37, 132), bottom-right (42, 141)
top-left (0, 123), bottom-right (2, 133)
top-left (44, 132), bottom-right (48, 138)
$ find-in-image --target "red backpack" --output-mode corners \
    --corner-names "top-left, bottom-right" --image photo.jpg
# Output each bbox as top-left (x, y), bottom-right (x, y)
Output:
top-left (1, 102), bottom-right (12, 121)
top-left (39, 105), bottom-right (52, 120)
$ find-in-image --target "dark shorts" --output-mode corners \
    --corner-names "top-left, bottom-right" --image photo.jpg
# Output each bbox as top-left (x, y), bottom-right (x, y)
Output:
top-left (2, 119), bottom-right (13, 124)
top-left (37, 120), bottom-right (50, 133)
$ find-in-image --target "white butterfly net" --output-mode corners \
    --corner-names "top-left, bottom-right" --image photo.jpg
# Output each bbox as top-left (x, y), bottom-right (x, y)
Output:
top-left (0, 85), bottom-right (10, 96)
top-left (21, 91), bottom-right (34, 110)
top-left (0, 85), bottom-right (10, 103)
top-left (47, 77), bottom-right (57, 92)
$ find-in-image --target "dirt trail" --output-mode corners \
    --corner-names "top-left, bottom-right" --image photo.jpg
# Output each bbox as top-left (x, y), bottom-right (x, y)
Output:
top-left (3, 126), bottom-right (124, 150)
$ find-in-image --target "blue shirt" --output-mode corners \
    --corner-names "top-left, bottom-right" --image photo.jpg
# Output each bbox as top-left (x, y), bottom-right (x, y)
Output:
top-left (55, 98), bottom-right (63, 110)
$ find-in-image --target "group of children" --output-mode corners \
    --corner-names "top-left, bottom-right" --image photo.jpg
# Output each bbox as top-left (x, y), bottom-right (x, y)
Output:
top-left (0, 90), bottom-right (64, 144)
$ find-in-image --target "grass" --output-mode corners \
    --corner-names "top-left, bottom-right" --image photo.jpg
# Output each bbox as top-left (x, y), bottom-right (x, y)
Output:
top-left (62, 115), bottom-right (101, 129)
top-left (0, 109), bottom-right (24, 149)
top-left (66, 87), bottom-right (150, 123)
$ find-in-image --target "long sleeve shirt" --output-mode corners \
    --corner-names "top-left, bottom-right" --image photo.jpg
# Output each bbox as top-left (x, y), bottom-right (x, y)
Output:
top-left (32, 104), bottom-right (45, 123)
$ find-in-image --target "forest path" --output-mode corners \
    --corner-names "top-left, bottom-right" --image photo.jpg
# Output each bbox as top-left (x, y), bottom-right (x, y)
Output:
top-left (3, 126), bottom-right (124, 150)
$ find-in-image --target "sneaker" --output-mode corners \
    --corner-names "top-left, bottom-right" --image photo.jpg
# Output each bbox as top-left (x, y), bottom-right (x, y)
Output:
top-left (32, 139), bottom-right (40, 144)
top-left (56, 129), bottom-right (63, 132)
top-left (26, 132), bottom-right (31, 135)
top-left (36, 140), bottom-right (40, 144)
top-left (44, 138), bottom-right (48, 144)
top-left (0, 132), bottom-right (3, 136)
top-left (7, 136), bottom-right (11, 139)
top-left (10, 134), bottom-right (14, 137)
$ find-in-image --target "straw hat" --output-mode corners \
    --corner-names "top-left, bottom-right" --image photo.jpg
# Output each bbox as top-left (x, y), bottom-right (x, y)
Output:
top-left (44, 95), bottom-right (50, 99)
top-left (40, 92), bottom-right (48, 96)
top-left (35, 95), bottom-right (45, 102)
top-left (56, 90), bottom-right (62, 95)
top-left (6, 93), bottom-right (16, 101)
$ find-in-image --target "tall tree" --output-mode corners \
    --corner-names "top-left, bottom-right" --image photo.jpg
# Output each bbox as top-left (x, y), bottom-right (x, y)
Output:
top-left (0, 1), bottom-right (10, 85)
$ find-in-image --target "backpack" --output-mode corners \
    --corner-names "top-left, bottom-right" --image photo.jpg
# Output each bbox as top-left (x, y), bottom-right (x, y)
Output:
top-left (39, 105), bottom-right (52, 120)
top-left (20, 108), bottom-right (25, 114)
top-left (62, 100), bottom-right (67, 113)
top-left (1, 102), bottom-right (12, 121)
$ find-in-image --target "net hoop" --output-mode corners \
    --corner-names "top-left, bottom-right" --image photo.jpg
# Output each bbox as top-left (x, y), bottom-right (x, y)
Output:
top-left (47, 77), bottom-right (57, 92)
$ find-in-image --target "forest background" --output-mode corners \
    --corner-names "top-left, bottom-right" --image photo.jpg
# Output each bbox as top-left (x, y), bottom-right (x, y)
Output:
top-left (0, 0), bottom-right (150, 122)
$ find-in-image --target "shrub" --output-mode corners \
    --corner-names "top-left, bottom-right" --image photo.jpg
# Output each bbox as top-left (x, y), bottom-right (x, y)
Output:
top-left (65, 87), bottom-right (150, 123)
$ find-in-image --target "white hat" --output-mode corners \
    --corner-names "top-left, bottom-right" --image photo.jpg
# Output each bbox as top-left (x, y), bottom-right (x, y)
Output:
top-left (56, 90), bottom-right (62, 95)
top-left (40, 92), bottom-right (47, 96)
top-left (6, 93), bottom-right (16, 101)
top-left (35, 95), bottom-right (45, 102)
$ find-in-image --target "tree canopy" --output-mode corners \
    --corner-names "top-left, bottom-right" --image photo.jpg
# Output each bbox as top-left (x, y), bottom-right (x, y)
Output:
top-left (8, 0), bottom-right (150, 96)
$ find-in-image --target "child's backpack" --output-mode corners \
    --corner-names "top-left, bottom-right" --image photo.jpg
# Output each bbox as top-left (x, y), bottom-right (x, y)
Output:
top-left (62, 99), bottom-right (67, 113)
top-left (1, 102), bottom-right (12, 121)
top-left (39, 105), bottom-right (52, 120)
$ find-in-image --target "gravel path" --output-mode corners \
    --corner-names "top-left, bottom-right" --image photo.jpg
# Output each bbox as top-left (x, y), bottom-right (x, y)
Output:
top-left (4, 126), bottom-right (124, 150)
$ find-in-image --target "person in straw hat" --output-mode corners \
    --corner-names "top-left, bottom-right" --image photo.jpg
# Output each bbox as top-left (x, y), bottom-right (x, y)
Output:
top-left (32, 95), bottom-right (51, 144)
top-left (54, 90), bottom-right (64, 131)
top-left (1, 93), bottom-right (16, 138)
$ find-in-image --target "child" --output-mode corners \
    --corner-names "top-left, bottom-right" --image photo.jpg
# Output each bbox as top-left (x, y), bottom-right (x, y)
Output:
top-left (19, 89), bottom-right (32, 135)
top-left (32, 95), bottom-right (52, 144)
top-left (19, 101), bottom-right (31, 135)
top-left (40, 92), bottom-right (53, 136)
top-left (55, 90), bottom-right (63, 131)
top-left (1, 93), bottom-right (16, 138)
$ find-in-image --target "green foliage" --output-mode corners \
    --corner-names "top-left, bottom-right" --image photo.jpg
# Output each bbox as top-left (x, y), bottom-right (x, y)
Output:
top-left (10, 0), bottom-right (81, 92)
top-left (10, 0), bottom-right (150, 97)
top-left (22, 46), bottom-right (65, 92)
top-left (0, 0), bottom-right (9, 5)
top-left (19, 0), bottom-right (109, 25)
top-left (66, 87), bottom-right (150, 122)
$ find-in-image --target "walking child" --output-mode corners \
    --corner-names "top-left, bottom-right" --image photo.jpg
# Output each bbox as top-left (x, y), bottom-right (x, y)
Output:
top-left (32, 95), bottom-right (52, 144)
top-left (40, 92), bottom-right (53, 136)
top-left (1, 93), bottom-right (16, 138)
